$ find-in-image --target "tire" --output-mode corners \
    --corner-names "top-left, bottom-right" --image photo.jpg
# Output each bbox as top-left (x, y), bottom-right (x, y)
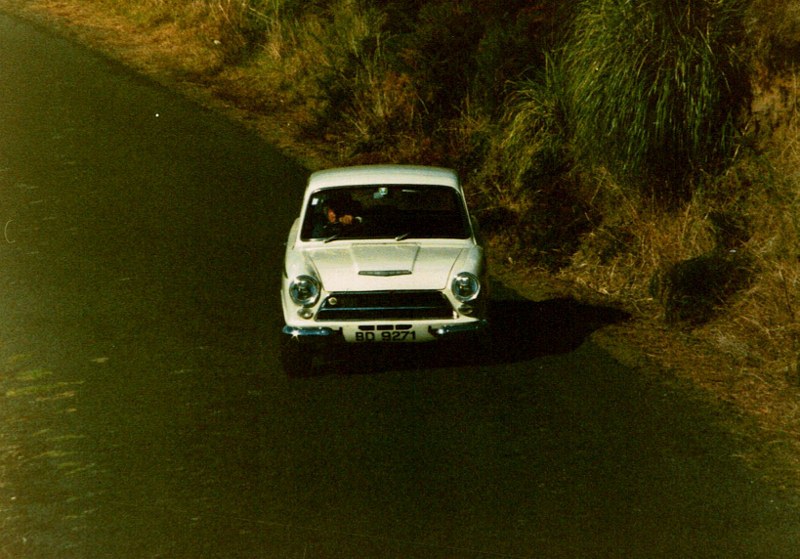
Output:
top-left (280, 337), bottom-right (315, 377)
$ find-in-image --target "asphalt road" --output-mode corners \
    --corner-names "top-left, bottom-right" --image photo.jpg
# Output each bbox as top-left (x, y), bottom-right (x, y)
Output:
top-left (1, 12), bottom-right (800, 559)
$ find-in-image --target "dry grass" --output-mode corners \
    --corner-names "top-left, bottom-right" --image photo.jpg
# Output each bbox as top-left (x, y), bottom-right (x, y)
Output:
top-left (705, 139), bottom-right (800, 372)
top-left (564, 169), bottom-right (716, 302)
top-left (25, 0), bottom-right (226, 77)
top-left (747, 0), bottom-right (800, 78)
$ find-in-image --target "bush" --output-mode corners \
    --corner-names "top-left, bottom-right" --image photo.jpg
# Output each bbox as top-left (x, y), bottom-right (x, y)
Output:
top-left (562, 0), bottom-right (750, 203)
top-left (396, 2), bottom-right (484, 124)
top-left (499, 58), bottom-right (569, 192)
top-left (471, 4), bottom-right (572, 115)
top-left (468, 58), bottom-right (591, 268)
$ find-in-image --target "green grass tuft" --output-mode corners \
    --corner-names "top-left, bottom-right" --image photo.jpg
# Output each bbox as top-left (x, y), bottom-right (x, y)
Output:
top-left (562, 0), bottom-right (750, 203)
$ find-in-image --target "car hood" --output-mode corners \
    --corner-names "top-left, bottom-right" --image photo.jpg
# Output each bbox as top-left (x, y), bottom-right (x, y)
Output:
top-left (305, 243), bottom-right (466, 292)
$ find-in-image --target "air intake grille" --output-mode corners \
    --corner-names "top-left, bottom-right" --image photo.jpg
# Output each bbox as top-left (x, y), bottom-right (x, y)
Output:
top-left (316, 291), bottom-right (453, 321)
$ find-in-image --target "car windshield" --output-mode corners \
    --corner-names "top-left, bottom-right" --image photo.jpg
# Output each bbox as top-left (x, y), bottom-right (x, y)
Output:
top-left (300, 185), bottom-right (471, 241)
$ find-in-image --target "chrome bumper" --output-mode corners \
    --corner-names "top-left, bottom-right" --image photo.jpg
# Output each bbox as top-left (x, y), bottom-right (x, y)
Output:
top-left (428, 320), bottom-right (488, 338)
top-left (282, 325), bottom-right (339, 339)
top-left (282, 319), bottom-right (488, 341)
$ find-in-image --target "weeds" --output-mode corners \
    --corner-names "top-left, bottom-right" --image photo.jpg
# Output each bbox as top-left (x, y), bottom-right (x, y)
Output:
top-left (469, 57), bottom-right (589, 268)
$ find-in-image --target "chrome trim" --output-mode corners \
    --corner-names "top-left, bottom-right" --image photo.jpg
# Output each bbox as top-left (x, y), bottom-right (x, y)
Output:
top-left (282, 325), bottom-right (338, 338)
top-left (428, 320), bottom-right (488, 338)
top-left (358, 270), bottom-right (412, 277)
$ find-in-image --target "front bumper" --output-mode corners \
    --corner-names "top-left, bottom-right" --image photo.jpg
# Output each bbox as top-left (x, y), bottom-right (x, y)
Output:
top-left (281, 325), bottom-right (339, 340)
top-left (281, 319), bottom-right (488, 342)
top-left (427, 320), bottom-right (489, 338)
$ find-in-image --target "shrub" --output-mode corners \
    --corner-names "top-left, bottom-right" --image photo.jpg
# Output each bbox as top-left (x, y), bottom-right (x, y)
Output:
top-left (468, 59), bottom-right (591, 268)
top-left (309, 2), bottom-right (432, 160)
top-left (471, 4), bottom-right (572, 115)
top-left (305, 2), bottom-right (390, 126)
top-left (398, 2), bottom-right (483, 123)
top-left (245, 0), bottom-right (410, 153)
top-left (562, 0), bottom-right (750, 203)
top-left (499, 57), bottom-right (569, 193)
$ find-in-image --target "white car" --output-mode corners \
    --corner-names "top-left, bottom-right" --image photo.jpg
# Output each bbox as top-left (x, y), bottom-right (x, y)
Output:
top-left (280, 165), bottom-right (488, 375)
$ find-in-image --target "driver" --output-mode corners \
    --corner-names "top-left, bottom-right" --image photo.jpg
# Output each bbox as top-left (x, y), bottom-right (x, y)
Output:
top-left (313, 194), bottom-right (361, 237)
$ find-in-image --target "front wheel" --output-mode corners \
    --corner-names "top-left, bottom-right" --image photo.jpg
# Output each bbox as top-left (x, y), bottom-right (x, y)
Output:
top-left (280, 337), bottom-right (315, 377)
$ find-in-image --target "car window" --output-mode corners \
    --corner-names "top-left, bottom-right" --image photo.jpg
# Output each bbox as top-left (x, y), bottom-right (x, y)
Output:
top-left (300, 185), bottom-right (471, 241)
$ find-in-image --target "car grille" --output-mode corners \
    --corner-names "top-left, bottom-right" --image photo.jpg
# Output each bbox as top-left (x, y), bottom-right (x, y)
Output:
top-left (316, 291), bottom-right (454, 321)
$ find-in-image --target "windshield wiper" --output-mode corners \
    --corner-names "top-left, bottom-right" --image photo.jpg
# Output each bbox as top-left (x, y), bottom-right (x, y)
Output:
top-left (324, 233), bottom-right (340, 243)
top-left (395, 232), bottom-right (410, 241)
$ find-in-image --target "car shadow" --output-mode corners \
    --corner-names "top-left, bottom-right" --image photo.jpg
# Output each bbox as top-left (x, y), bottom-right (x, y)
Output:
top-left (322, 282), bottom-right (630, 376)
top-left (480, 296), bottom-right (630, 364)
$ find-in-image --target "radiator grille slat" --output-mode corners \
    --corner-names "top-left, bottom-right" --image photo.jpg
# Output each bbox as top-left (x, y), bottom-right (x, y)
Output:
top-left (316, 291), bottom-right (453, 321)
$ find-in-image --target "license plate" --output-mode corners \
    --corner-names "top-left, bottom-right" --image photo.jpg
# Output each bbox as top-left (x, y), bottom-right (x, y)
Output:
top-left (344, 325), bottom-right (429, 342)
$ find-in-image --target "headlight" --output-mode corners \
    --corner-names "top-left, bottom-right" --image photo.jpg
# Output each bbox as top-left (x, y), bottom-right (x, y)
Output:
top-left (289, 275), bottom-right (321, 307)
top-left (451, 272), bottom-right (480, 302)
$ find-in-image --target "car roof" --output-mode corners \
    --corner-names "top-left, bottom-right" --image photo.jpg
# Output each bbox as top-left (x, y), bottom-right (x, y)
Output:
top-left (307, 165), bottom-right (459, 190)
